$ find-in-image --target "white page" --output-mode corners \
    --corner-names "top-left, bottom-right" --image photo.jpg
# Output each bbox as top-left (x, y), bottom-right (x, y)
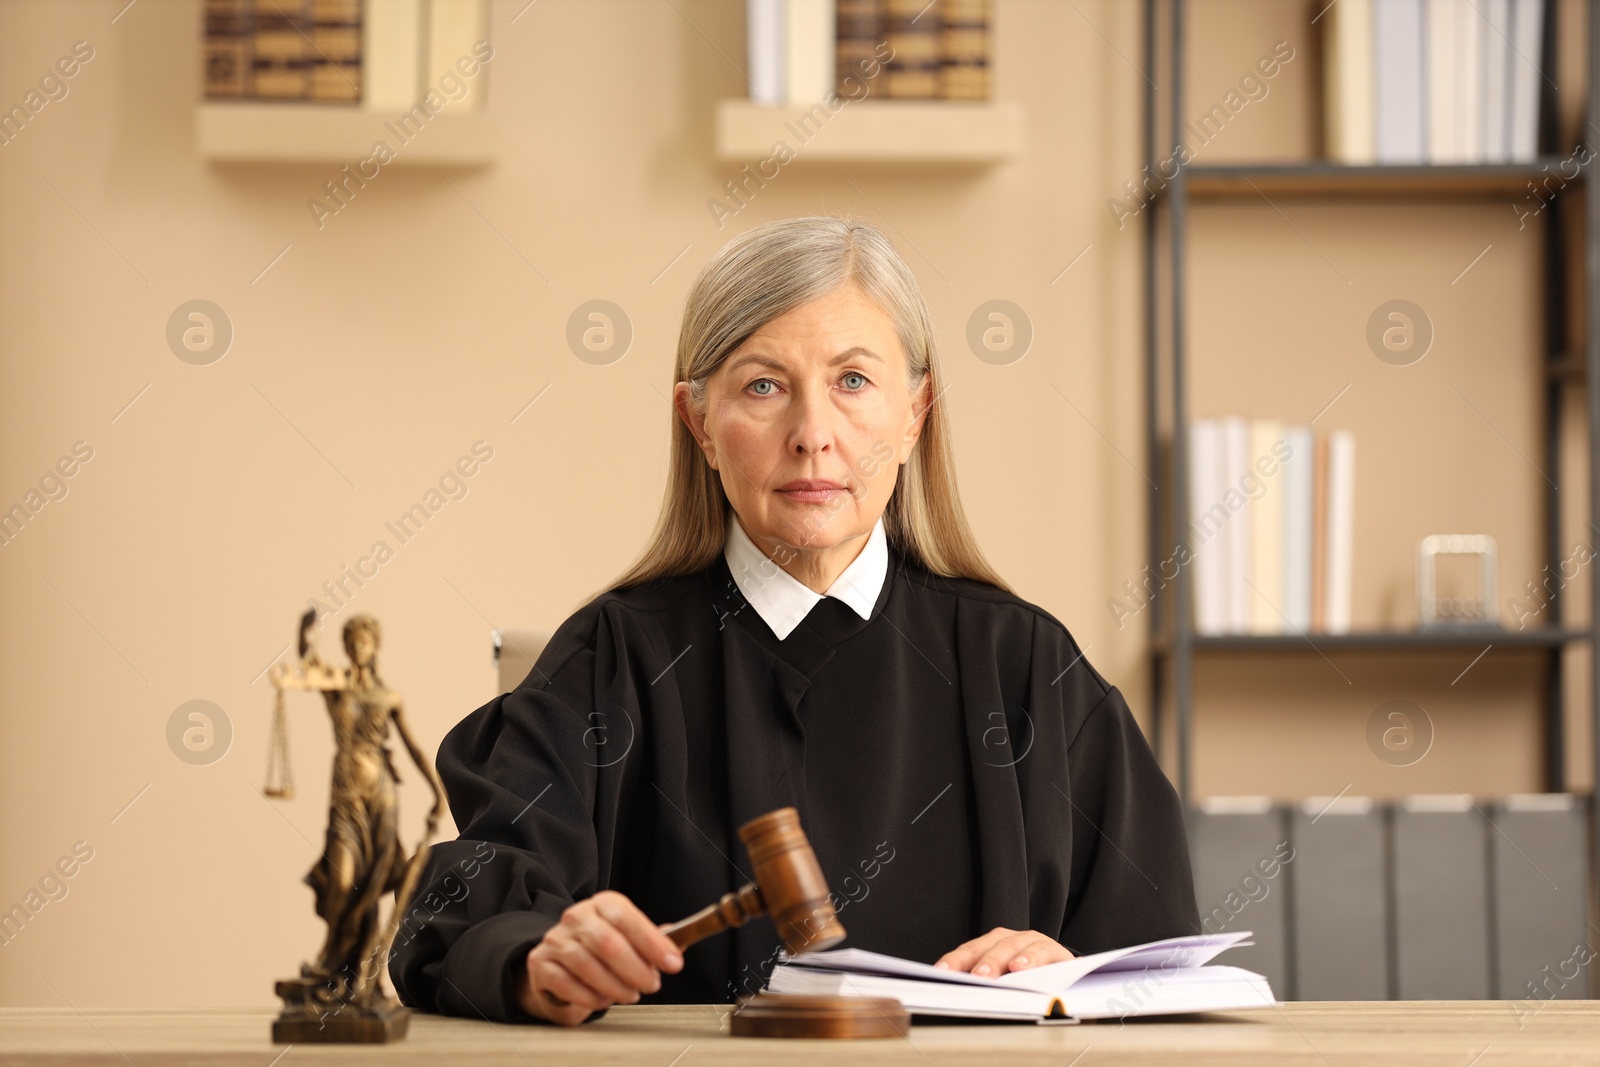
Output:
top-left (780, 930), bottom-right (1255, 995)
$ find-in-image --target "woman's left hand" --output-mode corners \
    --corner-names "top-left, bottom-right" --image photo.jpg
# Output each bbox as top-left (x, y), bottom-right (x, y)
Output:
top-left (934, 927), bottom-right (1075, 976)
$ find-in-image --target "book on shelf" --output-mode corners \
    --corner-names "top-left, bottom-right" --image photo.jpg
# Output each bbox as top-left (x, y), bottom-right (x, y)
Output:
top-left (1323, 0), bottom-right (1375, 164)
top-left (884, 0), bottom-right (939, 99)
top-left (310, 0), bottom-right (363, 105)
top-left (749, 0), bottom-right (991, 104)
top-left (363, 0), bottom-right (423, 110)
top-left (939, 0), bottom-right (990, 101)
top-left (1187, 419), bottom-right (1353, 636)
top-left (787, 0), bottom-right (837, 103)
top-left (835, 0), bottom-right (883, 95)
top-left (766, 931), bottom-right (1275, 1022)
top-left (251, 0), bottom-right (314, 101)
top-left (1249, 419), bottom-right (1285, 634)
top-left (1325, 429), bottom-right (1356, 633)
top-left (748, 0), bottom-right (786, 104)
top-left (203, 0), bottom-right (490, 109)
top-left (1325, 0), bottom-right (1544, 165)
top-left (427, 0), bottom-right (488, 112)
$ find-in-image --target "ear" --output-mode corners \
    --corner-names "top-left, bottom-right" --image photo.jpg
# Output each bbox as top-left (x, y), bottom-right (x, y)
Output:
top-left (899, 373), bottom-right (932, 463)
top-left (673, 381), bottom-right (719, 470)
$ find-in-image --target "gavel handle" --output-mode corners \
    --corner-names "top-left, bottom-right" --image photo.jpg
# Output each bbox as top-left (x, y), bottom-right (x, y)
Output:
top-left (660, 882), bottom-right (766, 951)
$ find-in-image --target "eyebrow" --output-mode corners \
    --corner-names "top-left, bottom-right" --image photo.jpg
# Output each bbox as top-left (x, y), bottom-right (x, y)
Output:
top-left (726, 346), bottom-right (885, 374)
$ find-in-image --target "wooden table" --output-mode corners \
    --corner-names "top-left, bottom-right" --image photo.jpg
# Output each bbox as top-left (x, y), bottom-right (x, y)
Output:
top-left (3, 1001), bottom-right (1599, 1064)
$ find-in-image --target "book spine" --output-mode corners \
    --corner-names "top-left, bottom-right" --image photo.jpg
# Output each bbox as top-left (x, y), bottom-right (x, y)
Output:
top-left (1322, 0), bottom-right (1373, 163)
top-left (1283, 425), bottom-right (1314, 632)
top-left (1507, 0), bottom-right (1545, 162)
top-left (309, 0), bottom-right (362, 104)
top-left (1426, 0), bottom-right (1459, 162)
top-left (364, 0), bottom-right (423, 109)
top-left (1458, 0), bottom-right (1484, 161)
top-left (785, 0), bottom-right (834, 103)
top-left (1249, 419), bottom-right (1286, 634)
top-left (1324, 430), bottom-right (1356, 634)
top-left (426, 0), bottom-right (488, 110)
top-left (253, 0), bottom-right (311, 100)
top-left (1373, 0), bottom-right (1426, 163)
top-left (748, 0), bottom-right (786, 104)
top-left (835, 0), bottom-right (883, 94)
top-left (1188, 420), bottom-right (1226, 636)
top-left (203, 0), bottom-right (252, 99)
top-left (1482, 0), bottom-right (1511, 162)
top-left (883, 0), bottom-right (938, 99)
top-left (1223, 417), bottom-right (1252, 632)
top-left (938, 0), bottom-right (988, 101)
top-left (1310, 432), bottom-right (1329, 632)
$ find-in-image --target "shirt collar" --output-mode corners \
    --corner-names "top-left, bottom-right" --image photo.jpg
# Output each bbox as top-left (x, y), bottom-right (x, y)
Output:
top-left (723, 511), bottom-right (888, 640)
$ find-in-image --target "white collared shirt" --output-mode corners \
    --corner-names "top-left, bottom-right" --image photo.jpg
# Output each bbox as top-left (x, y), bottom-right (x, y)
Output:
top-left (723, 511), bottom-right (888, 640)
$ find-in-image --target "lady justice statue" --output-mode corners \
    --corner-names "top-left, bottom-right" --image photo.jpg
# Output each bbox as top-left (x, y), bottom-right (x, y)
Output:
top-left (265, 609), bottom-right (446, 1043)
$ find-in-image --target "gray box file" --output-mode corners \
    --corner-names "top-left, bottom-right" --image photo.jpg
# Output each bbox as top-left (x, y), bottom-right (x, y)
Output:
top-left (1290, 798), bottom-right (1389, 1000)
top-left (1491, 795), bottom-right (1591, 1001)
top-left (1186, 799), bottom-right (1291, 998)
top-left (1392, 798), bottom-right (1491, 999)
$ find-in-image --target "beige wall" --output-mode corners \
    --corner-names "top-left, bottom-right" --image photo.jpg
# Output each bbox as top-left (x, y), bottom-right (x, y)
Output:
top-left (0, 0), bottom-right (1588, 1009)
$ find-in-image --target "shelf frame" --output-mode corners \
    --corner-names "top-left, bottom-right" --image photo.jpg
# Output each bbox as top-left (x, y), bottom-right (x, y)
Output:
top-left (1174, 159), bottom-right (1585, 198)
top-left (1141, 0), bottom-right (1597, 822)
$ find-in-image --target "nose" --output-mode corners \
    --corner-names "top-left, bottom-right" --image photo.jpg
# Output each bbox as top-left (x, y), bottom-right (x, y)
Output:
top-left (787, 383), bottom-right (835, 456)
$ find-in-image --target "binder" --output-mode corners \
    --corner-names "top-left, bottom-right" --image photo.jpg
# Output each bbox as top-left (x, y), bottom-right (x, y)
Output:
top-left (1392, 797), bottom-right (1491, 999)
top-left (1290, 798), bottom-right (1389, 999)
top-left (1491, 794), bottom-right (1590, 1000)
top-left (1186, 799), bottom-right (1292, 998)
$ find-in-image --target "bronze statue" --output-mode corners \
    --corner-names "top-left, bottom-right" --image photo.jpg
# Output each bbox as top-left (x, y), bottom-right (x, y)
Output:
top-left (266, 609), bottom-right (446, 1043)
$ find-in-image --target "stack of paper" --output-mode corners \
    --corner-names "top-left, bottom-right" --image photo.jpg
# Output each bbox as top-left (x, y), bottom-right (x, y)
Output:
top-left (766, 931), bottom-right (1276, 1022)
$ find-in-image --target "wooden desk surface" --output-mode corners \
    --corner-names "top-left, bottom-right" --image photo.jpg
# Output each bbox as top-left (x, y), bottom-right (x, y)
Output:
top-left (3, 1001), bottom-right (1599, 1065)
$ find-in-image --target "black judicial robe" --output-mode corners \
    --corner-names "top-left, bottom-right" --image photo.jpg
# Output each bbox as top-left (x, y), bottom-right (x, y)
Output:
top-left (389, 545), bottom-right (1199, 1023)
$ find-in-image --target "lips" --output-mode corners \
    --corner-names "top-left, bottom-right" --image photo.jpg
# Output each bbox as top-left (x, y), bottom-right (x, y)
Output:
top-left (776, 478), bottom-right (847, 504)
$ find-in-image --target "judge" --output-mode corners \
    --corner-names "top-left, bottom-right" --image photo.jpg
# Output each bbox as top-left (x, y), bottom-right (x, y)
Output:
top-left (389, 215), bottom-right (1199, 1027)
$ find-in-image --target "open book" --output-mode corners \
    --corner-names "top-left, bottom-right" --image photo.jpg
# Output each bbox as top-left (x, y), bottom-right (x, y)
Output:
top-left (765, 930), bottom-right (1276, 1022)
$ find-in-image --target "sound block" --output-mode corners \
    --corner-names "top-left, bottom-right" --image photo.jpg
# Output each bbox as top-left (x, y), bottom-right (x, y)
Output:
top-left (272, 976), bottom-right (411, 1044)
top-left (729, 992), bottom-right (911, 1039)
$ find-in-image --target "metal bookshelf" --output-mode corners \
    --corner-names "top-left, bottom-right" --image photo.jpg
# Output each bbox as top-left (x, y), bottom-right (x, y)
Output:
top-left (1139, 0), bottom-right (1600, 850)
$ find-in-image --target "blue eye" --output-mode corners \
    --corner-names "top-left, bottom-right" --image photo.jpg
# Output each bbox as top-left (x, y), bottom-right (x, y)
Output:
top-left (842, 372), bottom-right (867, 390)
top-left (749, 379), bottom-right (777, 396)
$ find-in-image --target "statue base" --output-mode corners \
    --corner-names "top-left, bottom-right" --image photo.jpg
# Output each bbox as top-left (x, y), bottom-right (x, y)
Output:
top-left (272, 972), bottom-right (411, 1044)
top-left (729, 992), bottom-right (911, 1038)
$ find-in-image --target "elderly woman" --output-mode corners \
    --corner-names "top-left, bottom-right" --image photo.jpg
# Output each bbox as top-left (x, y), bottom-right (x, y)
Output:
top-left (389, 216), bottom-right (1198, 1026)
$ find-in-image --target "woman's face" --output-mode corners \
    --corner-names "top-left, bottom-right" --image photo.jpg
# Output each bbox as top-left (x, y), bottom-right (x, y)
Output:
top-left (676, 283), bottom-right (930, 558)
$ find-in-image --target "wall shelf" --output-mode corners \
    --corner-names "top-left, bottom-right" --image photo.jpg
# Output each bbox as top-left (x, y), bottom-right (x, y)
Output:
top-left (713, 99), bottom-right (1023, 163)
top-left (195, 103), bottom-right (496, 165)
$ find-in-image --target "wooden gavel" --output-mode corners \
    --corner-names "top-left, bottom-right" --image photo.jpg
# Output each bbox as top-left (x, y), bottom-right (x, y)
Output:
top-left (660, 806), bottom-right (845, 956)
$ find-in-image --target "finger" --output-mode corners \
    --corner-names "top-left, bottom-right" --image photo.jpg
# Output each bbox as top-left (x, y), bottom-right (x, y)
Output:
top-left (972, 932), bottom-right (1042, 977)
top-left (934, 927), bottom-right (1015, 972)
top-left (593, 891), bottom-right (684, 975)
top-left (532, 983), bottom-right (587, 1027)
top-left (1005, 937), bottom-right (1074, 971)
top-left (551, 932), bottom-right (641, 1005)
top-left (569, 908), bottom-right (660, 995)
top-left (530, 957), bottom-right (608, 1014)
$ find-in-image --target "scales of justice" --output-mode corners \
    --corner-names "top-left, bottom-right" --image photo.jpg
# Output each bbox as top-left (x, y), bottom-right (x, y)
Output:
top-left (262, 609), bottom-right (446, 1044)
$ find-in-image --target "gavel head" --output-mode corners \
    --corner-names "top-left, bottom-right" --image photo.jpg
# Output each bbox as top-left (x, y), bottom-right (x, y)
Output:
top-left (738, 807), bottom-right (846, 955)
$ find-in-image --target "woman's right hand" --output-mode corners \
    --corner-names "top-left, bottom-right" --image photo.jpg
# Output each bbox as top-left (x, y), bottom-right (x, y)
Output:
top-left (516, 890), bottom-right (685, 1026)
